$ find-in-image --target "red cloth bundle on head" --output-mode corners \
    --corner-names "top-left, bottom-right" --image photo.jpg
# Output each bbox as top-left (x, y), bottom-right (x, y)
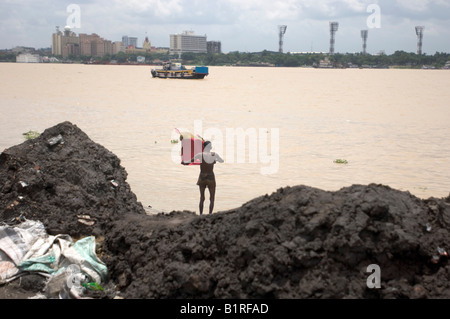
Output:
top-left (178, 131), bottom-right (204, 166)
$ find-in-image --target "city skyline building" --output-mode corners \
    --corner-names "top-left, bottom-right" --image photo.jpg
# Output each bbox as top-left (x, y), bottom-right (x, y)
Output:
top-left (51, 27), bottom-right (62, 56)
top-left (16, 53), bottom-right (42, 63)
top-left (113, 41), bottom-right (126, 54)
top-left (143, 36), bottom-right (151, 51)
top-left (122, 35), bottom-right (138, 48)
top-left (170, 31), bottom-right (207, 57)
top-left (207, 41), bottom-right (221, 54)
top-left (52, 26), bottom-right (115, 58)
top-left (45, 22), bottom-right (441, 60)
top-left (79, 33), bottom-right (113, 57)
top-left (52, 26), bottom-right (80, 56)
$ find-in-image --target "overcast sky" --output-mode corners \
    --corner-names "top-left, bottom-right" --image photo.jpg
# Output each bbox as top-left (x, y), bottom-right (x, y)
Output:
top-left (1, 0), bottom-right (449, 54)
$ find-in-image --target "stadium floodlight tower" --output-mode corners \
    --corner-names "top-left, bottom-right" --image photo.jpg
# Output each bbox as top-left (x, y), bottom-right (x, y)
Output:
top-left (329, 22), bottom-right (339, 54)
top-left (361, 30), bottom-right (368, 55)
top-left (415, 26), bottom-right (425, 55)
top-left (278, 25), bottom-right (287, 53)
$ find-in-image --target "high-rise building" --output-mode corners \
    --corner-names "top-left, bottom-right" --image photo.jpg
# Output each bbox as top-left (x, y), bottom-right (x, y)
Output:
top-left (122, 36), bottom-right (138, 48)
top-left (170, 31), bottom-right (207, 56)
top-left (79, 33), bottom-right (93, 56)
top-left (52, 27), bottom-right (62, 56)
top-left (52, 26), bottom-right (80, 58)
top-left (113, 41), bottom-right (126, 54)
top-left (207, 41), bottom-right (221, 54)
top-left (52, 27), bottom-right (113, 58)
top-left (82, 34), bottom-right (112, 56)
top-left (52, 26), bottom-right (80, 57)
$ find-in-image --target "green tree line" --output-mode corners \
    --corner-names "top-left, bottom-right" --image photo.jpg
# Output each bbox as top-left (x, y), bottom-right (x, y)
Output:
top-left (0, 52), bottom-right (18, 62)
top-left (181, 50), bottom-right (450, 68)
top-left (4, 49), bottom-right (449, 68)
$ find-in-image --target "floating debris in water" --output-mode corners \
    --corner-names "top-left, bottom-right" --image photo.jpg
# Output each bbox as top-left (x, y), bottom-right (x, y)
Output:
top-left (334, 159), bottom-right (348, 164)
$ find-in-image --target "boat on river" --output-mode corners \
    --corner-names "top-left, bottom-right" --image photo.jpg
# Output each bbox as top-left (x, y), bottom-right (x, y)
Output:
top-left (151, 62), bottom-right (208, 79)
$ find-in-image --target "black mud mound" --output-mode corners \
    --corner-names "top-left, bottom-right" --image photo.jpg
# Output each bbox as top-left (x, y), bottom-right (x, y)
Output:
top-left (110, 184), bottom-right (450, 299)
top-left (0, 121), bottom-right (145, 237)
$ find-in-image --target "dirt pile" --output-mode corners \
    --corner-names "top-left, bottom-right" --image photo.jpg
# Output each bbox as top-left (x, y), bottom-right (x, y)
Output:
top-left (109, 184), bottom-right (450, 299)
top-left (0, 121), bottom-right (145, 237)
top-left (1, 121), bottom-right (450, 299)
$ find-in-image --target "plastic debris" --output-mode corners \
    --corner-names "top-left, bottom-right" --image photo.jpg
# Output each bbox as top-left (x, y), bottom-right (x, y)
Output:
top-left (77, 214), bottom-right (96, 226)
top-left (23, 130), bottom-right (40, 140)
top-left (19, 181), bottom-right (28, 188)
top-left (47, 134), bottom-right (64, 146)
top-left (437, 247), bottom-right (448, 257)
top-left (431, 255), bottom-right (440, 264)
top-left (110, 180), bottom-right (119, 188)
top-left (82, 282), bottom-right (104, 291)
top-left (425, 223), bottom-right (432, 232)
top-left (0, 220), bottom-right (107, 298)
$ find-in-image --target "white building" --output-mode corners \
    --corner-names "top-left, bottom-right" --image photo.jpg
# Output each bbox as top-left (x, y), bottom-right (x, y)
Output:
top-left (16, 53), bottom-right (42, 63)
top-left (170, 31), bottom-right (207, 56)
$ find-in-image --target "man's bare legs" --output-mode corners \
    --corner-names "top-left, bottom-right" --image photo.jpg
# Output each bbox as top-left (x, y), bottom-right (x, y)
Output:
top-left (198, 185), bottom-right (216, 215)
top-left (208, 185), bottom-right (216, 215)
top-left (199, 185), bottom-right (206, 215)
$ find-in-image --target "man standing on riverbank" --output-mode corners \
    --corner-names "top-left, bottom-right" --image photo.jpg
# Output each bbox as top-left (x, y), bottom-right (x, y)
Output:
top-left (185, 141), bottom-right (224, 215)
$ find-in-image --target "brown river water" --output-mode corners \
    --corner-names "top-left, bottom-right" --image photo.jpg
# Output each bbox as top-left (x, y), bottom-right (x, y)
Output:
top-left (0, 63), bottom-right (449, 213)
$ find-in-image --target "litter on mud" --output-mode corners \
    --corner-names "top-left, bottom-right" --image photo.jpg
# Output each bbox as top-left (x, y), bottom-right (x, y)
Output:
top-left (0, 219), bottom-right (107, 298)
top-left (47, 134), bottom-right (64, 146)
